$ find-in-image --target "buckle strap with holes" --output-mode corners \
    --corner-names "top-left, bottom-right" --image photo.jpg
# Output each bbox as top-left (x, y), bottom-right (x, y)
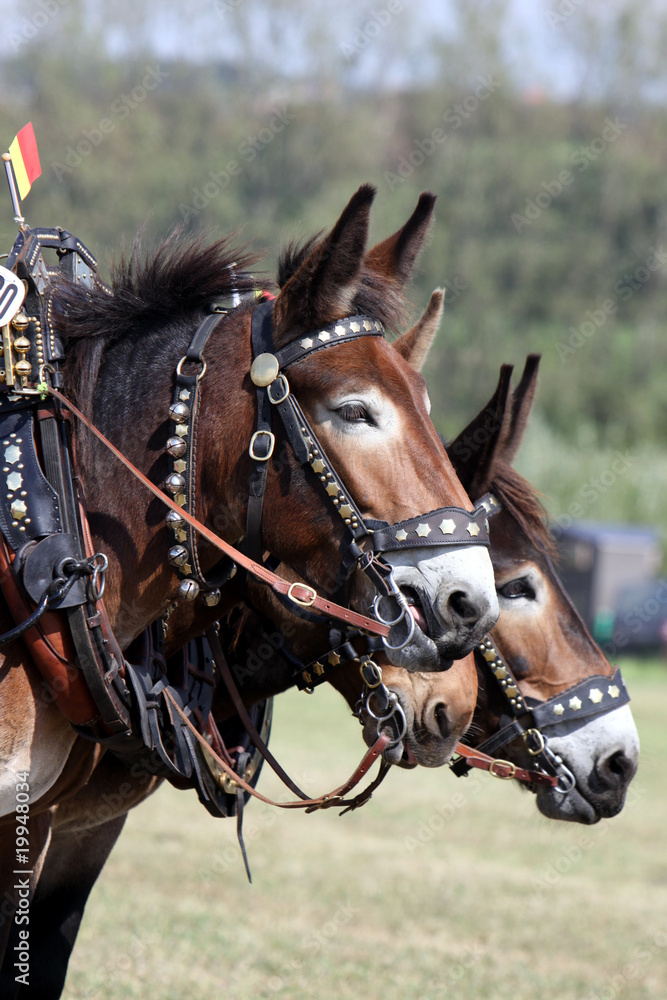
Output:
top-left (452, 742), bottom-right (557, 786)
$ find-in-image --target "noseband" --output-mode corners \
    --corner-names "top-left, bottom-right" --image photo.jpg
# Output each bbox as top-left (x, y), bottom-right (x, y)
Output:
top-left (451, 493), bottom-right (633, 792)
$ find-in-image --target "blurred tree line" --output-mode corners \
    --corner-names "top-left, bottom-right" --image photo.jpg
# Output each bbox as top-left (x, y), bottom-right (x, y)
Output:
top-left (0, 0), bottom-right (665, 544)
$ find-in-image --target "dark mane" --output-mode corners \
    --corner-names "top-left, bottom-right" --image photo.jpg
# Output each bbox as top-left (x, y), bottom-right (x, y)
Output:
top-left (277, 235), bottom-right (409, 333)
top-left (488, 460), bottom-right (556, 557)
top-left (52, 229), bottom-right (263, 343)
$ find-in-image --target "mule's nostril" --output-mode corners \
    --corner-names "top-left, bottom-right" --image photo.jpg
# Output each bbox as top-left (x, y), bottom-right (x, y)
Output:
top-left (434, 702), bottom-right (450, 740)
top-left (448, 590), bottom-right (479, 624)
top-left (604, 750), bottom-right (635, 783)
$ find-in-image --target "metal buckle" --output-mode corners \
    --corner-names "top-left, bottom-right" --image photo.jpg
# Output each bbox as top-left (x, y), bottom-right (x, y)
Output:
top-left (176, 356), bottom-right (207, 381)
top-left (248, 430), bottom-right (275, 461)
top-left (360, 659), bottom-right (383, 689)
top-left (489, 759), bottom-right (516, 780)
top-left (287, 582), bottom-right (317, 607)
top-left (267, 373), bottom-right (290, 404)
top-left (523, 728), bottom-right (546, 756)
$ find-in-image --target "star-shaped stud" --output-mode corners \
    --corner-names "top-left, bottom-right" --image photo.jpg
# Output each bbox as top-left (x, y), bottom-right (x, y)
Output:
top-left (467, 521), bottom-right (480, 537)
top-left (349, 321), bottom-right (361, 333)
top-left (318, 330), bottom-right (331, 342)
top-left (608, 685), bottom-right (620, 698)
top-left (339, 504), bottom-right (353, 519)
top-left (589, 688), bottom-right (603, 704)
top-left (363, 320), bottom-right (372, 331)
top-left (374, 320), bottom-right (382, 331)
top-left (313, 662), bottom-right (325, 675)
top-left (179, 389), bottom-right (191, 402)
top-left (483, 649), bottom-right (496, 662)
top-left (395, 528), bottom-right (408, 541)
top-left (481, 499), bottom-right (493, 512)
top-left (416, 523), bottom-right (431, 537)
top-left (334, 325), bottom-right (346, 336)
top-left (311, 458), bottom-right (325, 473)
top-left (174, 459), bottom-right (186, 474)
top-left (569, 696), bottom-right (582, 711)
top-left (553, 704), bottom-right (565, 716)
top-left (326, 482), bottom-right (339, 496)
top-left (300, 337), bottom-right (313, 349)
top-left (439, 518), bottom-right (456, 535)
top-left (328, 651), bottom-right (341, 666)
top-left (506, 685), bottom-right (519, 698)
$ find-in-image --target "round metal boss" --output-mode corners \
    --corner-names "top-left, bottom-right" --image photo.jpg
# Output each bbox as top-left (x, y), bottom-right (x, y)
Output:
top-left (250, 353), bottom-right (280, 387)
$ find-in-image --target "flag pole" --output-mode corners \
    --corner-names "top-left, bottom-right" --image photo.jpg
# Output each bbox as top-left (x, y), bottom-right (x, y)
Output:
top-left (1, 152), bottom-right (25, 226)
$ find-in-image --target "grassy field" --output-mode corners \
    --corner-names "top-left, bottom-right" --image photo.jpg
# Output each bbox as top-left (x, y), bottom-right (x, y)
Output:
top-left (63, 659), bottom-right (667, 1000)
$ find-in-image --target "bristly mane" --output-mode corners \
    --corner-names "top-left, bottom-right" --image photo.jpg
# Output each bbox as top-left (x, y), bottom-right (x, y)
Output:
top-left (489, 460), bottom-right (556, 557)
top-left (52, 229), bottom-right (263, 343)
top-left (277, 236), bottom-right (409, 334)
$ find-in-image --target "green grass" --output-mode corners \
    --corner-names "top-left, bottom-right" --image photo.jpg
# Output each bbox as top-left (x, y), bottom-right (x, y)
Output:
top-left (63, 658), bottom-right (667, 1000)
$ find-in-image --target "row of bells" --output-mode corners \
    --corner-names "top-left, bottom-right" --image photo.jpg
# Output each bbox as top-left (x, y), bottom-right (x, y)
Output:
top-left (1, 312), bottom-right (33, 384)
top-left (163, 399), bottom-right (222, 606)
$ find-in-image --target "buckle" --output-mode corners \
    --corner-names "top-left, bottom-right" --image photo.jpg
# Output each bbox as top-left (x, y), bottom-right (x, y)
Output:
top-left (489, 759), bottom-right (516, 780)
top-left (523, 728), bottom-right (546, 756)
top-left (287, 582), bottom-right (317, 607)
top-left (249, 430), bottom-right (275, 461)
top-left (267, 373), bottom-right (290, 404)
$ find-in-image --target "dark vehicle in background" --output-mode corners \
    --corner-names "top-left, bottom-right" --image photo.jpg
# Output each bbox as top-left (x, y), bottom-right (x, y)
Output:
top-left (554, 522), bottom-right (666, 655)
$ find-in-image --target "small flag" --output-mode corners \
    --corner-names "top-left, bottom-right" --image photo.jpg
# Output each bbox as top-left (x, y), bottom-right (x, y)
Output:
top-left (8, 123), bottom-right (41, 200)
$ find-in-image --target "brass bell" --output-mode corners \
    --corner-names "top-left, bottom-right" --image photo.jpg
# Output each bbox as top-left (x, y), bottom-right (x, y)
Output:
top-left (178, 578), bottom-right (200, 601)
top-left (166, 436), bottom-right (187, 458)
top-left (14, 359), bottom-right (31, 378)
top-left (11, 313), bottom-right (29, 331)
top-left (13, 336), bottom-right (31, 354)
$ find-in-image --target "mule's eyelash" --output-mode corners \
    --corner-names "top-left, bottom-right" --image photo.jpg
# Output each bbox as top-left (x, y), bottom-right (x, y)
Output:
top-left (498, 577), bottom-right (536, 600)
top-left (336, 403), bottom-right (372, 424)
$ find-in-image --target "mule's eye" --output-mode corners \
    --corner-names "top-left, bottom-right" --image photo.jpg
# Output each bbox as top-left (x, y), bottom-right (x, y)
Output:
top-left (499, 577), bottom-right (535, 600)
top-left (337, 402), bottom-right (371, 424)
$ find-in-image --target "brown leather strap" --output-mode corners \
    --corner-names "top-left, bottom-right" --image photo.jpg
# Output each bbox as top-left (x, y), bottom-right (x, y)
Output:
top-left (163, 686), bottom-right (390, 811)
top-left (453, 741), bottom-right (558, 787)
top-left (206, 626), bottom-right (310, 800)
top-left (49, 389), bottom-right (388, 638)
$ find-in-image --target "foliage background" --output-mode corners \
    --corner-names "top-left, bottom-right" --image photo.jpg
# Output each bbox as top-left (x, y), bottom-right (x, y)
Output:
top-left (0, 0), bottom-right (665, 544)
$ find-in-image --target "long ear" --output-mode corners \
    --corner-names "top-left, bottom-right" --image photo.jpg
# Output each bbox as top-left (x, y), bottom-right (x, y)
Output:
top-left (502, 354), bottom-right (540, 464)
top-left (272, 184), bottom-right (375, 344)
top-left (365, 192), bottom-right (436, 287)
top-left (447, 365), bottom-right (514, 498)
top-left (394, 288), bottom-right (444, 371)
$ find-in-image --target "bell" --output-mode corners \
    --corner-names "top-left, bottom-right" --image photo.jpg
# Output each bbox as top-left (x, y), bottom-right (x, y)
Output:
top-left (169, 401), bottom-right (189, 422)
top-left (178, 578), bottom-right (200, 601)
top-left (164, 472), bottom-right (186, 495)
top-left (13, 336), bottom-right (31, 354)
top-left (165, 509), bottom-right (186, 530)
top-left (11, 313), bottom-right (29, 331)
top-left (14, 359), bottom-right (31, 378)
top-left (166, 436), bottom-right (187, 458)
top-left (168, 544), bottom-right (189, 567)
top-left (202, 588), bottom-right (221, 607)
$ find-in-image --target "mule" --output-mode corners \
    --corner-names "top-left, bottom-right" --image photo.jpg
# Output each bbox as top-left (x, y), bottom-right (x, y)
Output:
top-left (0, 187), bottom-right (495, 995)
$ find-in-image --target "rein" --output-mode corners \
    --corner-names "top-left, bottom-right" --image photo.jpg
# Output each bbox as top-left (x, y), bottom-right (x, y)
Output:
top-left (46, 387), bottom-right (388, 639)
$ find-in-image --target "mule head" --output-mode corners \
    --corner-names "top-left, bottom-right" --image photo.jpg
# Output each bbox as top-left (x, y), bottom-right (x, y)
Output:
top-left (214, 187), bottom-right (498, 670)
top-left (449, 357), bottom-right (639, 823)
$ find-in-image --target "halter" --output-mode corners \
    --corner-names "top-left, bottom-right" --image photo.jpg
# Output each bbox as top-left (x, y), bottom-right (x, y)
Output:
top-left (164, 298), bottom-right (491, 650)
top-left (451, 493), bottom-right (632, 792)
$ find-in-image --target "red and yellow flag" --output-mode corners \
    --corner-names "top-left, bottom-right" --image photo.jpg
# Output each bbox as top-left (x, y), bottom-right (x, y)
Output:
top-left (8, 123), bottom-right (41, 200)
